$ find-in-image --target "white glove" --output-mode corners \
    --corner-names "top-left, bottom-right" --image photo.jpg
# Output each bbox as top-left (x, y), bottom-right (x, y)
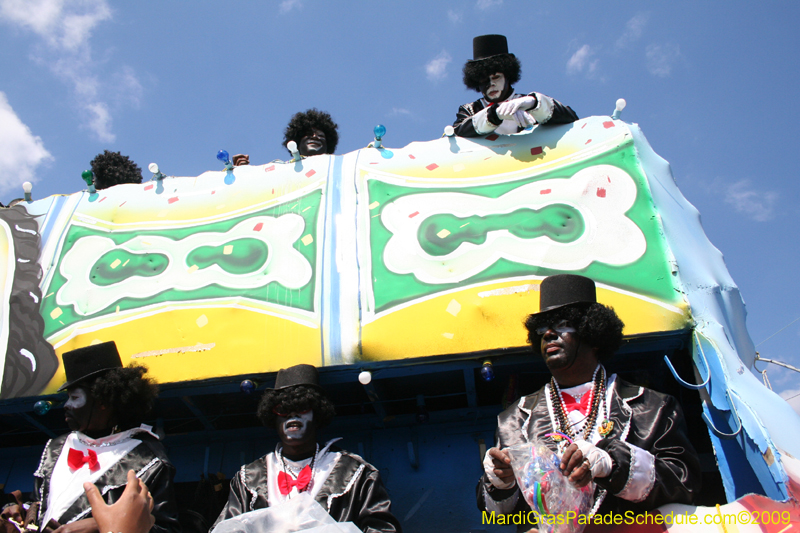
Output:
top-left (483, 448), bottom-right (516, 489)
top-left (513, 110), bottom-right (535, 129)
top-left (575, 439), bottom-right (613, 479)
top-left (496, 96), bottom-right (537, 120)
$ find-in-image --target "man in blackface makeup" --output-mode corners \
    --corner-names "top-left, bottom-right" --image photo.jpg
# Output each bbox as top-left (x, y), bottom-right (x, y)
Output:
top-left (214, 364), bottom-right (401, 533)
top-left (23, 342), bottom-right (179, 533)
top-left (232, 109), bottom-right (339, 166)
top-left (478, 275), bottom-right (701, 530)
top-left (454, 34), bottom-right (578, 138)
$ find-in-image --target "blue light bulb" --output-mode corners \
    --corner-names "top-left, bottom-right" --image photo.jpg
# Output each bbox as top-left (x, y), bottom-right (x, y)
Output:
top-left (480, 361), bottom-right (495, 382)
top-left (240, 379), bottom-right (257, 394)
top-left (217, 150), bottom-right (231, 164)
top-left (374, 124), bottom-right (386, 140)
top-left (33, 400), bottom-right (52, 416)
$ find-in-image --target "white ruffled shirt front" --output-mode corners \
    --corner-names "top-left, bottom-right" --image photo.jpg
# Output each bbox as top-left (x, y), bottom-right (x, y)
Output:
top-left (43, 425), bottom-right (158, 525)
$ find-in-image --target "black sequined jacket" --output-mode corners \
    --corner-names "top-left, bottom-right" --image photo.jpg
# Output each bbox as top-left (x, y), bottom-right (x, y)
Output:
top-left (214, 447), bottom-right (401, 533)
top-left (32, 432), bottom-right (181, 533)
top-left (477, 378), bottom-right (701, 527)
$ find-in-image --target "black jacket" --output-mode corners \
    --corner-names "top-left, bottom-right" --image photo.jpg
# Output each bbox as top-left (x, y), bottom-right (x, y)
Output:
top-left (478, 378), bottom-right (701, 528)
top-left (214, 447), bottom-right (401, 533)
top-left (454, 91), bottom-right (578, 138)
top-left (33, 432), bottom-right (181, 533)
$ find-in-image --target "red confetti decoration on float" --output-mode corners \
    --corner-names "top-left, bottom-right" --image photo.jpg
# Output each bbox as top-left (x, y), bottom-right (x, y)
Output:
top-left (144, 184), bottom-right (154, 191)
top-left (409, 154), bottom-right (416, 159)
top-left (426, 163), bottom-right (439, 171)
top-left (168, 197), bottom-right (179, 204)
top-left (597, 188), bottom-right (606, 198)
top-left (603, 121), bottom-right (615, 129)
top-left (119, 201), bottom-right (126, 207)
top-left (531, 146), bottom-right (543, 155)
top-left (485, 134), bottom-right (499, 141)
top-left (99, 197), bottom-right (106, 202)
top-left (265, 165), bottom-right (275, 172)
top-left (211, 190), bottom-right (216, 195)
top-left (306, 169), bottom-right (316, 177)
top-left (409, 211), bottom-right (419, 218)
top-left (253, 222), bottom-right (263, 231)
top-left (585, 139), bottom-right (592, 144)
top-left (540, 189), bottom-right (551, 195)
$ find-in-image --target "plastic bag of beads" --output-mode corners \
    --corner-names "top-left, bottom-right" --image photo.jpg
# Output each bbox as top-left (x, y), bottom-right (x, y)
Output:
top-left (506, 441), bottom-right (595, 533)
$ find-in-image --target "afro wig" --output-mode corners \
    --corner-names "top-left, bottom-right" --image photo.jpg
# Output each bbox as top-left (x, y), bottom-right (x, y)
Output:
top-left (462, 54), bottom-right (521, 92)
top-left (88, 365), bottom-right (158, 429)
top-left (257, 384), bottom-right (336, 430)
top-left (283, 109), bottom-right (339, 155)
top-left (90, 150), bottom-right (143, 191)
top-left (524, 303), bottom-right (625, 361)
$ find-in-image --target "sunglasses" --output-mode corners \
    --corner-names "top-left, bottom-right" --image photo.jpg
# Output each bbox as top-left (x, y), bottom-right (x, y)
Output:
top-left (534, 319), bottom-right (576, 336)
top-left (272, 406), bottom-right (312, 418)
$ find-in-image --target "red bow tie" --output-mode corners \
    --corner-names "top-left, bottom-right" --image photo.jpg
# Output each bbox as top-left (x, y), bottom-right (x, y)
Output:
top-left (67, 448), bottom-right (99, 471)
top-left (561, 391), bottom-right (592, 416)
top-left (277, 465), bottom-right (312, 495)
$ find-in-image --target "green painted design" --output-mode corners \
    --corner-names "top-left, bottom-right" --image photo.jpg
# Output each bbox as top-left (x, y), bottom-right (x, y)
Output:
top-left (42, 189), bottom-right (323, 338)
top-left (186, 238), bottom-right (269, 275)
top-left (91, 251), bottom-right (168, 286)
top-left (418, 205), bottom-right (584, 256)
top-left (367, 141), bottom-right (681, 313)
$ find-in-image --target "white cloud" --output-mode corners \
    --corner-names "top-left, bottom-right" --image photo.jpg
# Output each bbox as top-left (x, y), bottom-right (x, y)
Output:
top-left (0, 92), bottom-right (53, 196)
top-left (426, 50), bottom-right (452, 82)
top-left (279, 0), bottom-right (302, 13)
top-left (476, 0), bottom-right (502, 9)
top-left (567, 44), bottom-right (599, 75)
top-left (447, 9), bottom-right (462, 24)
top-left (0, 0), bottom-right (110, 52)
top-left (389, 107), bottom-right (411, 117)
top-left (646, 43), bottom-right (680, 77)
top-left (779, 387), bottom-right (800, 416)
top-left (616, 12), bottom-right (649, 49)
top-left (84, 102), bottom-right (114, 142)
top-left (0, 0), bottom-right (141, 142)
top-left (722, 179), bottom-right (778, 222)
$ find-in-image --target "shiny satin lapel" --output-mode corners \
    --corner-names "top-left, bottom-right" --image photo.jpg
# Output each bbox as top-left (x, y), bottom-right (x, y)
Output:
top-left (605, 380), bottom-right (638, 442)
top-left (34, 434), bottom-right (69, 525)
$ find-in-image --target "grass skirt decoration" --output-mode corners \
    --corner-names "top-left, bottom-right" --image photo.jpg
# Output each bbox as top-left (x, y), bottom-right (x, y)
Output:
top-left (507, 441), bottom-right (595, 533)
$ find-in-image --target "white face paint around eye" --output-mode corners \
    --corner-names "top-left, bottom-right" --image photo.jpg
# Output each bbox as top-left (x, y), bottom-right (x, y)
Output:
top-left (281, 411), bottom-right (314, 441)
top-left (65, 387), bottom-right (87, 410)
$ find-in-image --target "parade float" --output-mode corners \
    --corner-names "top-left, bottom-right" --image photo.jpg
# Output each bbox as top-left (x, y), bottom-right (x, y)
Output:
top-left (0, 101), bottom-right (798, 531)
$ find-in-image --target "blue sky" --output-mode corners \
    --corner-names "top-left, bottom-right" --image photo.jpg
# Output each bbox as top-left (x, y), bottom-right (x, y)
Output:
top-left (1, 1), bottom-right (798, 408)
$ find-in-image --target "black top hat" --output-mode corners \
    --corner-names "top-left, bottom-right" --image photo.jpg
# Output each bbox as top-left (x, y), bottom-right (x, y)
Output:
top-left (270, 364), bottom-right (325, 392)
top-left (58, 341), bottom-right (123, 391)
top-left (470, 34), bottom-right (513, 62)
top-left (536, 274), bottom-right (597, 315)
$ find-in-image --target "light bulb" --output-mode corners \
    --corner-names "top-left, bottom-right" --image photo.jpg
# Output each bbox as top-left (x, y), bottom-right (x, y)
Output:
top-left (444, 125), bottom-right (455, 137)
top-left (148, 163), bottom-right (159, 174)
top-left (287, 141), bottom-right (298, 154)
top-left (374, 124), bottom-right (386, 140)
top-left (22, 181), bottom-right (32, 193)
top-left (217, 150), bottom-right (230, 164)
top-left (616, 98), bottom-right (627, 112)
top-left (358, 371), bottom-right (372, 385)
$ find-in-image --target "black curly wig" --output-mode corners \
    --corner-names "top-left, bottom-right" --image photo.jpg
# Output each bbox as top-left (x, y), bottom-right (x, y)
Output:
top-left (85, 365), bottom-right (158, 429)
top-left (524, 303), bottom-right (625, 361)
top-left (257, 384), bottom-right (336, 430)
top-left (462, 54), bottom-right (521, 92)
top-left (283, 109), bottom-right (339, 155)
top-left (90, 150), bottom-right (143, 191)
